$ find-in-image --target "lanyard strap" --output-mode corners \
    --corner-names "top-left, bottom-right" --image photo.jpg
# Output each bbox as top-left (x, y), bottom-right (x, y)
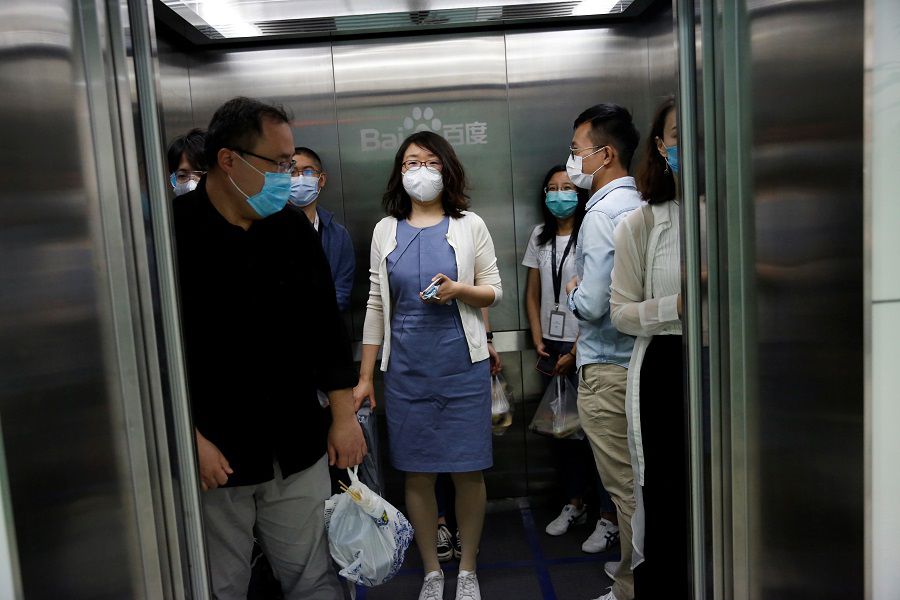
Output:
top-left (551, 235), bottom-right (576, 308)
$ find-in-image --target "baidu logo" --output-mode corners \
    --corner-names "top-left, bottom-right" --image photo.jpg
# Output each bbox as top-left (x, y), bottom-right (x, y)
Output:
top-left (360, 106), bottom-right (488, 152)
top-left (404, 106), bottom-right (442, 132)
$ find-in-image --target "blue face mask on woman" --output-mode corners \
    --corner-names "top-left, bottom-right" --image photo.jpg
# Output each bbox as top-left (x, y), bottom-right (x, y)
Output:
top-left (229, 152), bottom-right (291, 218)
top-left (289, 175), bottom-right (321, 208)
top-left (664, 144), bottom-right (679, 174)
top-left (545, 190), bottom-right (579, 218)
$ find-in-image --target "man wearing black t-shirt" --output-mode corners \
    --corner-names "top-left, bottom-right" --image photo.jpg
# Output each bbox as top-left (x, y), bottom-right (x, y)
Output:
top-left (173, 96), bottom-right (366, 600)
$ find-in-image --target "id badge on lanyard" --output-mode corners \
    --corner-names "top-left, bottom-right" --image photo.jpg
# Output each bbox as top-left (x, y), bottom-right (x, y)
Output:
top-left (549, 235), bottom-right (575, 338)
top-left (549, 307), bottom-right (567, 338)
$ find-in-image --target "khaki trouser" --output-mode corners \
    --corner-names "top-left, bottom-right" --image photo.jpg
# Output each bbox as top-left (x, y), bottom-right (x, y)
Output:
top-left (578, 363), bottom-right (635, 600)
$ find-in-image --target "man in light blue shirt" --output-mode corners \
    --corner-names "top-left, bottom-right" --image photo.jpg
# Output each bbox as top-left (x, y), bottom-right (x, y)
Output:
top-left (563, 103), bottom-right (642, 600)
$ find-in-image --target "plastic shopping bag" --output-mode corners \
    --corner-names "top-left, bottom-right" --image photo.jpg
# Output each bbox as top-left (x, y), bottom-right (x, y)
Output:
top-left (355, 402), bottom-right (384, 496)
top-left (491, 373), bottom-right (514, 435)
top-left (324, 466), bottom-right (414, 587)
top-left (529, 375), bottom-right (584, 439)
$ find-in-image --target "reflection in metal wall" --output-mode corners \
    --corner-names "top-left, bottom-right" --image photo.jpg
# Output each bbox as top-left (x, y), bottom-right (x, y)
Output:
top-left (747, 0), bottom-right (863, 597)
top-left (0, 0), bottom-right (173, 597)
top-left (680, 0), bottom-right (865, 597)
top-left (158, 35), bottom-right (195, 144)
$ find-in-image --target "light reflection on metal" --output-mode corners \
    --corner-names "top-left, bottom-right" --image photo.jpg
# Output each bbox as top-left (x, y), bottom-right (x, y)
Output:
top-left (160, 0), bottom-right (638, 40)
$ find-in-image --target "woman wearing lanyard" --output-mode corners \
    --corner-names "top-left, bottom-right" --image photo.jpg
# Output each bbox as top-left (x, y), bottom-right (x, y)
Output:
top-left (523, 166), bottom-right (620, 553)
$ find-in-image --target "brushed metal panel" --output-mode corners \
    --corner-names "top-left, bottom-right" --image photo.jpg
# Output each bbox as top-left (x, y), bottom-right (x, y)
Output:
top-left (0, 1), bottom-right (147, 596)
top-left (746, 0), bottom-right (864, 598)
top-left (332, 33), bottom-right (519, 337)
top-left (157, 35), bottom-right (195, 146)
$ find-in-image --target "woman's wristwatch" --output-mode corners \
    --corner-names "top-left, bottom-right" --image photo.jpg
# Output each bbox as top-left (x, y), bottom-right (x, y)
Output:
top-left (486, 331), bottom-right (494, 343)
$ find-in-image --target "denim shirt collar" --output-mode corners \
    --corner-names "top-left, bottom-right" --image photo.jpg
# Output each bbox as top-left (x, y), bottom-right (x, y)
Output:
top-left (585, 176), bottom-right (638, 211)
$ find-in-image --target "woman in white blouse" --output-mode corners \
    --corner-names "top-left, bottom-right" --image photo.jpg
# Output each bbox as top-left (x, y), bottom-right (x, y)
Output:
top-left (353, 131), bottom-right (501, 600)
top-left (609, 97), bottom-right (689, 599)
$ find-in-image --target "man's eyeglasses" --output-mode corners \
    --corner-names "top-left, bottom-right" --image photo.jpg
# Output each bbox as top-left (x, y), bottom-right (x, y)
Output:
top-left (232, 148), bottom-right (295, 174)
top-left (568, 145), bottom-right (604, 159)
top-left (172, 170), bottom-right (205, 185)
top-left (402, 159), bottom-right (443, 172)
top-left (291, 167), bottom-right (323, 178)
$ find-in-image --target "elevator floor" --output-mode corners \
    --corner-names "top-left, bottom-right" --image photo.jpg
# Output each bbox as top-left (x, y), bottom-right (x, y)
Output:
top-left (355, 498), bottom-right (619, 600)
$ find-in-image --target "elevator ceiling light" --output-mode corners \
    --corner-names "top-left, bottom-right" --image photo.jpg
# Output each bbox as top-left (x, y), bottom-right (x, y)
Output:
top-left (158, 0), bottom-right (645, 42)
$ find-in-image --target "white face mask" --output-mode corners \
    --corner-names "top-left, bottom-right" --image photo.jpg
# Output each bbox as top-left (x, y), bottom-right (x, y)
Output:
top-left (173, 179), bottom-right (198, 196)
top-left (402, 167), bottom-right (444, 203)
top-left (565, 147), bottom-right (606, 190)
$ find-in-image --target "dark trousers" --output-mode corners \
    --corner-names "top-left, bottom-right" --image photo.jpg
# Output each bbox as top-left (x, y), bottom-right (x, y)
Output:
top-left (633, 335), bottom-right (691, 600)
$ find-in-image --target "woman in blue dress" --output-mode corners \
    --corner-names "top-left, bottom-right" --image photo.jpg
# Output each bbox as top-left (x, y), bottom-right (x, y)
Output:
top-left (354, 131), bottom-right (502, 600)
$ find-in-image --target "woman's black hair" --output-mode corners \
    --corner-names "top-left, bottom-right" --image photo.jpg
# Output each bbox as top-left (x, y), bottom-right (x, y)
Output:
top-left (636, 96), bottom-right (677, 204)
top-left (536, 165), bottom-right (589, 247)
top-left (382, 131), bottom-right (469, 220)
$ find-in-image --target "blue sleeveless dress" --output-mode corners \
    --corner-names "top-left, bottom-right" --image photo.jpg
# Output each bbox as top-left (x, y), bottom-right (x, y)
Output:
top-left (383, 217), bottom-right (492, 472)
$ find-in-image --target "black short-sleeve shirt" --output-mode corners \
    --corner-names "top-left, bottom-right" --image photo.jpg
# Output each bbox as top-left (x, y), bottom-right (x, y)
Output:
top-left (173, 178), bottom-right (357, 487)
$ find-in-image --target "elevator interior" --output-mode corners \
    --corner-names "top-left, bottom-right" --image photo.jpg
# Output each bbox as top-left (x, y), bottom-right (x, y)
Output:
top-left (0, 0), bottom-right (870, 598)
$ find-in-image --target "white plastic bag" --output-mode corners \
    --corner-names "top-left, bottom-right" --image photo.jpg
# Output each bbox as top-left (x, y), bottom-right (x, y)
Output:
top-left (491, 374), bottom-right (514, 435)
top-left (529, 375), bottom-right (584, 439)
top-left (324, 466), bottom-right (414, 587)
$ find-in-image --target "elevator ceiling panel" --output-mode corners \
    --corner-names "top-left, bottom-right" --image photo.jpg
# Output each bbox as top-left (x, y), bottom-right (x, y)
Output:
top-left (157, 0), bottom-right (649, 43)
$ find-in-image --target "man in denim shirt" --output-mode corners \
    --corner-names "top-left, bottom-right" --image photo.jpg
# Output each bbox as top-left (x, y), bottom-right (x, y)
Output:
top-left (564, 104), bottom-right (642, 600)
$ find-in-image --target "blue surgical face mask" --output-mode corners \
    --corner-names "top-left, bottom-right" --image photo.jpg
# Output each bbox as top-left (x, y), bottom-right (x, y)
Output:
top-left (545, 190), bottom-right (579, 218)
top-left (664, 143), bottom-right (679, 174)
top-left (229, 152), bottom-right (291, 218)
top-left (289, 175), bottom-right (321, 208)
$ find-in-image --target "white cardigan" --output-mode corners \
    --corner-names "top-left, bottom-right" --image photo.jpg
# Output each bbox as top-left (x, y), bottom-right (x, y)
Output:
top-left (362, 211), bottom-right (502, 372)
top-left (609, 199), bottom-right (682, 568)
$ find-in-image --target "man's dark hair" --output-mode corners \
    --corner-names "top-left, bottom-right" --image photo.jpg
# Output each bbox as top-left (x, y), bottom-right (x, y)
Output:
top-left (573, 103), bottom-right (640, 171)
top-left (636, 96), bottom-right (677, 204)
top-left (383, 131), bottom-right (469, 220)
top-left (204, 97), bottom-right (291, 169)
top-left (166, 128), bottom-right (206, 173)
top-left (293, 146), bottom-right (324, 171)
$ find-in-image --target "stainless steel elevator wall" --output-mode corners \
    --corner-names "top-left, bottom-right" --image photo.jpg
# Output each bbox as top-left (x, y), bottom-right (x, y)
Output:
top-left (746, 0), bottom-right (864, 596)
top-left (155, 4), bottom-right (674, 500)
top-left (0, 1), bottom-right (166, 597)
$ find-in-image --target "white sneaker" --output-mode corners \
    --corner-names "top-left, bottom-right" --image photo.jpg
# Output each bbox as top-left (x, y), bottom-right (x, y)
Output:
top-left (603, 560), bottom-right (619, 581)
top-left (419, 570), bottom-right (444, 600)
top-left (591, 590), bottom-right (618, 600)
top-left (455, 570), bottom-right (481, 600)
top-left (581, 518), bottom-right (620, 553)
top-left (545, 503), bottom-right (588, 536)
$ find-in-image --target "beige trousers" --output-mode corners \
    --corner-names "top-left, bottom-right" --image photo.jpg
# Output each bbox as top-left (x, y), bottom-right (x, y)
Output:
top-left (578, 363), bottom-right (635, 600)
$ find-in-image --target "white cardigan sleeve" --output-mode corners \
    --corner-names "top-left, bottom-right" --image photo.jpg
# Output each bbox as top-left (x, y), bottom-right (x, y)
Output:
top-left (362, 220), bottom-right (387, 345)
top-left (469, 213), bottom-right (502, 307)
top-left (610, 208), bottom-right (680, 337)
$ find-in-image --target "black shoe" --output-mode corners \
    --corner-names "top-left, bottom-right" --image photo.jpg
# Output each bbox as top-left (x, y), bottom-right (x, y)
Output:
top-left (437, 524), bottom-right (454, 562)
